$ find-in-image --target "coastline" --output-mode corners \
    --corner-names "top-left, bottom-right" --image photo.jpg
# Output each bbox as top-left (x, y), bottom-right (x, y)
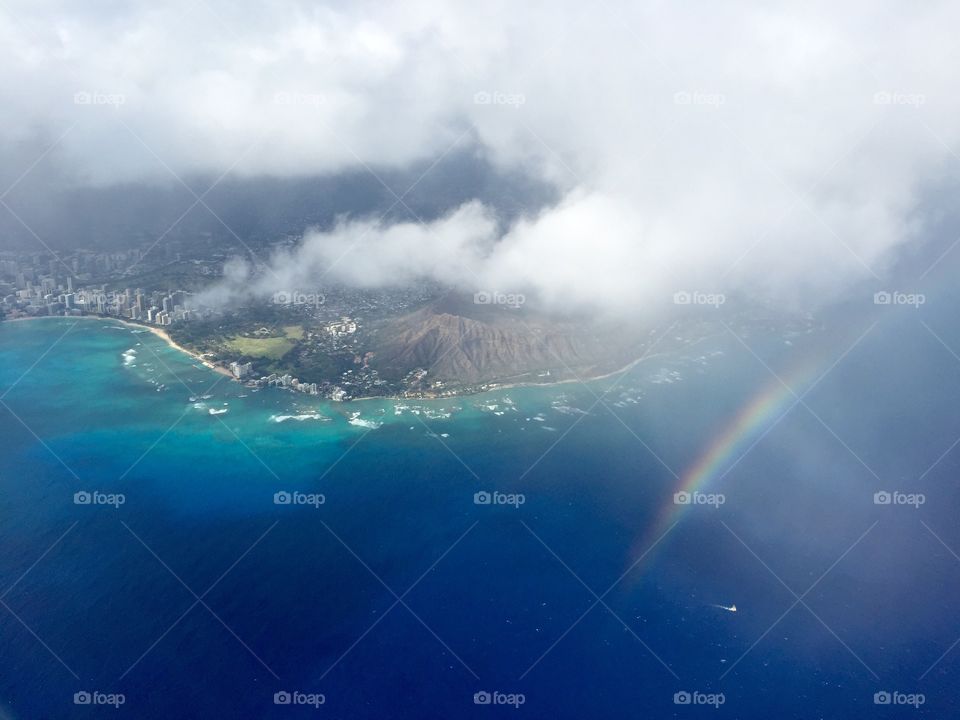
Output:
top-left (139, 323), bottom-right (236, 380)
top-left (2, 314), bottom-right (717, 403)
top-left (3, 314), bottom-right (236, 380)
top-left (435, 329), bottom-right (726, 397)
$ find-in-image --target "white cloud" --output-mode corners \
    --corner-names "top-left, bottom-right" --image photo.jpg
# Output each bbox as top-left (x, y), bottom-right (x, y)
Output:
top-left (3, 0), bottom-right (959, 313)
top-left (202, 201), bottom-right (498, 304)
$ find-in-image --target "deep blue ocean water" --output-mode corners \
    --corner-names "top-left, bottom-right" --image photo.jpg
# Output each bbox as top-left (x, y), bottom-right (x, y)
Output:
top-left (2, 300), bottom-right (960, 718)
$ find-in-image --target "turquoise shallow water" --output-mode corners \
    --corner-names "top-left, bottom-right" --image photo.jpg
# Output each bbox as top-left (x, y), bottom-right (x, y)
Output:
top-left (2, 313), bottom-right (960, 718)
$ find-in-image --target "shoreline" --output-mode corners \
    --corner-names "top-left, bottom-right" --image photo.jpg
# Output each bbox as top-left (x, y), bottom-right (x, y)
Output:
top-left (132, 323), bottom-right (235, 379)
top-left (475, 330), bottom-right (724, 394)
top-left (4, 314), bottom-right (236, 380)
top-left (2, 314), bottom-right (712, 403)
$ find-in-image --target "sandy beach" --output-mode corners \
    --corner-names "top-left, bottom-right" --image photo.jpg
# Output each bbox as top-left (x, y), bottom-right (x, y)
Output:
top-left (2, 313), bottom-right (713, 400)
top-left (4, 314), bottom-right (236, 380)
top-left (138, 324), bottom-right (235, 379)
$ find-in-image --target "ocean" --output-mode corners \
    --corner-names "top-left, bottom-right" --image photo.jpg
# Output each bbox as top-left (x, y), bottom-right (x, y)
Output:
top-left (1, 307), bottom-right (959, 718)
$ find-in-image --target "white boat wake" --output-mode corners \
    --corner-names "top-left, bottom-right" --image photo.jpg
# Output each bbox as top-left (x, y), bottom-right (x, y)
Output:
top-left (711, 603), bottom-right (737, 613)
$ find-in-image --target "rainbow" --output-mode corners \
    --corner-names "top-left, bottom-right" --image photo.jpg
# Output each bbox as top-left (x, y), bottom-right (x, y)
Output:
top-left (628, 359), bottom-right (823, 569)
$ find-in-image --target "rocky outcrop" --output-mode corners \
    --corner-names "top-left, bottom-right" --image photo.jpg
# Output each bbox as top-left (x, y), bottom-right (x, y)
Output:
top-left (370, 299), bottom-right (641, 385)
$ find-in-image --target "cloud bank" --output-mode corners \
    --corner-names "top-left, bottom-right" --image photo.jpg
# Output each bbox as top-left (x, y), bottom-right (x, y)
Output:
top-left (4, 0), bottom-right (960, 314)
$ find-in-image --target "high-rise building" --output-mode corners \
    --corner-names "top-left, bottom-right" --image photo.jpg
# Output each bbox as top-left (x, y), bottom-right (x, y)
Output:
top-left (229, 361), bottom-right (253, 379)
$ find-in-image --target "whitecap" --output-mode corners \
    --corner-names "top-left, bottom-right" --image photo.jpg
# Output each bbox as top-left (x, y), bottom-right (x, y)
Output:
top-left (348, 416), bottom-right (382, 429)
top-left (270, 412), bottom-right (328, 423)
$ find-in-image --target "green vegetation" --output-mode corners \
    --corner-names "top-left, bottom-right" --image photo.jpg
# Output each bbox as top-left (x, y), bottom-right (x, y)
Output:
top-left (223, 324), bottom-right (304, 360)
top-left (284, 344), bottom-right (356, 383)
top-left (224, 335), bottom-right (296, 360)
top-left (169, 311), bottom-right (361, 385)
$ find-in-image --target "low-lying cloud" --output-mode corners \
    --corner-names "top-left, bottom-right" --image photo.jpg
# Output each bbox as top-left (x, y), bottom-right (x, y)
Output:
top-left (4, 0), bottom-right (960, 314)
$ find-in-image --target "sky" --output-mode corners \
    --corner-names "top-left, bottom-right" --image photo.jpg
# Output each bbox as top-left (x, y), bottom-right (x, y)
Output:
top-left (2, 0), bottom-right (960, 316)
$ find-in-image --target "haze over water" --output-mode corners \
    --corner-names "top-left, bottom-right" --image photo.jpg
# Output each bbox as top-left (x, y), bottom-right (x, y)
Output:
top-left (0, 305), bottom-right (959, 718)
